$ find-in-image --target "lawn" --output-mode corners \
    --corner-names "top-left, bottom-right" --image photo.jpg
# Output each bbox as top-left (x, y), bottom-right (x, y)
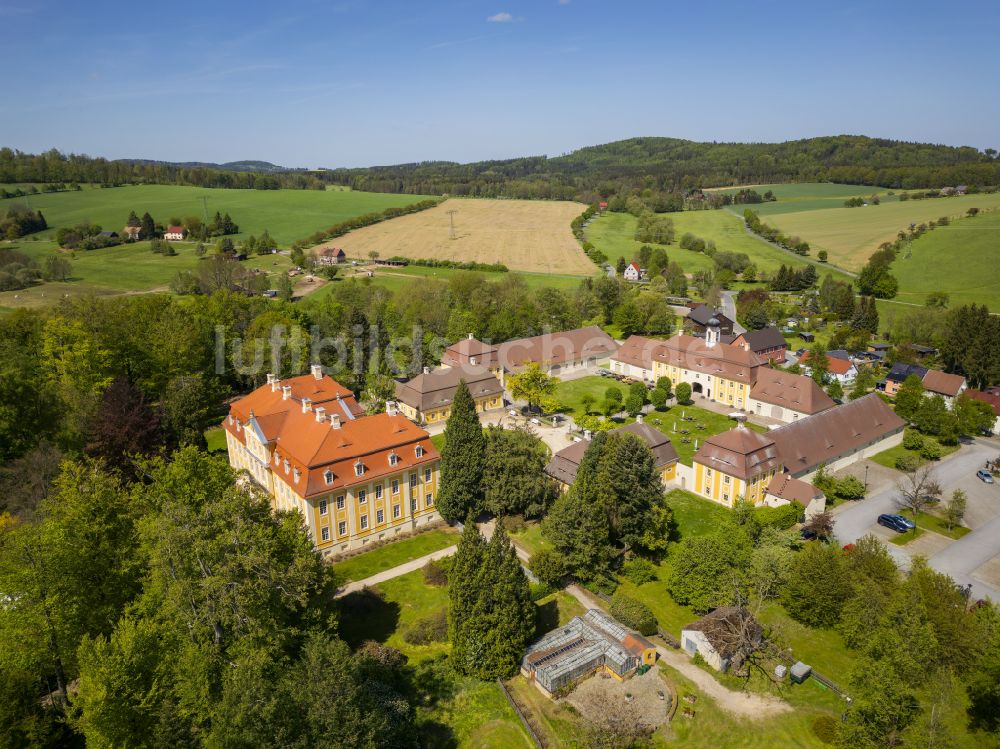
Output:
top-left (0, 183), bottom-right (434, 247)
top-left (651, 405), bottom-right (766, 467)
top-left (869, 428), bottom-right (960, 470)
top-left (335, 568), bottom-right (539, 748)
top-left (331, 528), bottom-right (457, 584)
top-left (889, 210), bottom-right (1000, 311)
top-left (203, 427), bottom-right (227, 453)
top-left (761, 193), bottom-right (1000, 271)
top-left (0, 237), bottom-right (294, 307)
top-left (900, 509), bottom-right (971, 540)
top-left (889, 526), bottom-right (927, 546)
top-left (510, 522), bottom-right (552, 557)
top-left (504, 676), bottom-right (589, 748)
top-left (665, 489), bottom-right (731, 540)
top-left (554, 375), bottom-right (630, 420)
top-left (585, 208), bottom-right (851, 282)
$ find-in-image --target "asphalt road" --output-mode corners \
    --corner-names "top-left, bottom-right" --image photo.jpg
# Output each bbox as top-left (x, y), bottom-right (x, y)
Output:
top-left (834, 439), bottom-right (1000, 601)
top-left (720, 291), bottom-right (746, 335)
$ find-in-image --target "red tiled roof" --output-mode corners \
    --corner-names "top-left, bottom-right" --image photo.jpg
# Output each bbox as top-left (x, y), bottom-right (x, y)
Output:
top-left (442, 336), bottom-right (499, 369)
top-left (966, 389), bottom-right (1000, 416)
top-left (166, 225), bottom-right (185, 234)
top-left (750, 368), bottom-right (835, 415)
top-left (766, 473), bottom-right (823, 506)
top-left (610, 335), bottom-right (661, 371)
top-left (800, 352), bottom-right (854, 376)
top-left (652, 335), bottom-right (762, 384)
top-left (693, 425), bottom-right (780, 481)
top-left (496, 326), bottom-right (619, 372)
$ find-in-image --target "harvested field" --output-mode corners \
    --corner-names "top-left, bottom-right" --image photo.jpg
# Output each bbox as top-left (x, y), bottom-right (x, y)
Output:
top-left (320, 198), bottom-right (594, 275)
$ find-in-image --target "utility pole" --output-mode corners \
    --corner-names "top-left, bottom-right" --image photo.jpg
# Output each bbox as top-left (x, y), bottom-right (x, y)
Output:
top-left (446, 209), bottom-right (457, 240)
top-left (201, 196), bottom-right (209, 223)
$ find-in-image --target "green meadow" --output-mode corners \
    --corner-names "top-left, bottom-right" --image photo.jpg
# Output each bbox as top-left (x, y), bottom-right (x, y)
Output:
top-left (715, 182), bottom-right (892, 216)
top-left (0, 183), bottom-right (435, 247)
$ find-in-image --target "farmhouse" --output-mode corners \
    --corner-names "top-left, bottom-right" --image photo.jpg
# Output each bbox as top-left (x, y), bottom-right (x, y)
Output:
top-left (623, 261), bottom-right (642, 282)
top-left (685, 305), bottom-right (735, 337)
top-left (729, 327), bottom-right (787, 363)
top-left (495, 325), bottom-right (619, 376)
top-left (164, 225), bottom-right (187, 241)
top-left (882, 363), bottom-right (967, 406)
top-left (316, 247), bottom-right (347, 265)
top-left (800, 351), bottom-right (857, 385)
top-left (522, 609), bottom-right (657, 697)
top-left (768, 393), bottom-right (905, 481)
top-left (883, 362), bottom-right (928, 397)
top-left (608, 334), bottom-right (662, 382)
top-left (393, 366), bottom-right (504, 425)
top-left (544, 419), bottom-right (679, 489)
top-left (223, 366), bottom-right (440, 554)
top-left (681, 608), bottom-right (762, 673)
top-left (441, 333), bottom-right (504, 384)
top-left (122, 225), bottom-right (141, 240)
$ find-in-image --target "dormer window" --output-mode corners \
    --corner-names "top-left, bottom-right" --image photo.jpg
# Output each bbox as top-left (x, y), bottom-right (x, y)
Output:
top-left (283, 459), bottom-right (290, 474)
top-left (354, 462), bottom-right (364, 477)
top-left (228, 415), bottom-right (234, 425)
top-left (324, 470), bottom-right (334, 485)
top-left (293, 468), bottom-right (301, 483)
top-left (415, 445), bottom-right (424, 458)
top-left (389, 453), bottom-right (399, 467)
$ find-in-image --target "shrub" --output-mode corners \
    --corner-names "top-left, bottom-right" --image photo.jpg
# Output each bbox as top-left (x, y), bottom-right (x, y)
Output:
top-left (754, 503), bottom-right (803, 529)
top-left (529, 550), bottom-right (566, 587)
top-left (403, 609), bottom-right (448, 645)
top-left (919, 440), bottom-right (943, 460)
top-left (504, 514), bottom-right (527, 534)
top-left (529, 581), bottom-right (554, 601)
top-left (692, 651), bottom-right (706, 667)
top-left (812, 715), bottom-right (837, 744)
top-left (834, 475), bottom-right (866, 501)
top-left (622, 558), bottom-right (658, 586)
top-left (675, 382), bottom-right (692, 405)
top-left (609, 592), bottom-right (657, 635)
top-left (896, 454), bottom-right (920, 472)
top-left (902, 431), bottom-right (924, 451)
top-left (422, 559), bottom-right (449, 587)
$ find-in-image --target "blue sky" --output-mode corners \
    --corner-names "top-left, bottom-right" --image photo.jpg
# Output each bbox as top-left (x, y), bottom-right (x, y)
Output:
top-left (3, 0), bottom-right (998, 167)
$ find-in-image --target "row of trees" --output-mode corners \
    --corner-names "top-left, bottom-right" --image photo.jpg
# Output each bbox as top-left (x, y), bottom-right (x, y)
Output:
top-left (744, 209), bottom-right (811, 256)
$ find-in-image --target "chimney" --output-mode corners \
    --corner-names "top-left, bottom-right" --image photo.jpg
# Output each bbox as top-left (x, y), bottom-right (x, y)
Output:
top-left (282, 386), bottom-right (292, 400)
top-left (467, 333), bottom-right (474, 340)
top-left (267, 373), bottom-right (278, 391)
top-left (301, 398), bottom-right (312, 413)
top-left (330, 414), bottom-right (341, 429)
top-left (311, 364), bottom-right (323, 380)
top-left (423, 366), bottom-right (430, 375)
top-left (315, 406), bottom-right (326, 423)
top-left (636, 414), bottom-right (644, 424)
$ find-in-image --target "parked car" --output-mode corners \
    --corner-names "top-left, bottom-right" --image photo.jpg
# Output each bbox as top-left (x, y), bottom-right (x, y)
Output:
top-left (977, 469), bottom-right (995, 484)
top-left (878, 513), bottom-right (916, 533)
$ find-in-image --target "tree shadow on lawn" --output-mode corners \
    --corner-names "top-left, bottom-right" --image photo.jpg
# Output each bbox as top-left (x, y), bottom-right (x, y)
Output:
top-left (535, 599), bottom-right (560, 637)
top-left (336, 586), bottom-right (401, 648)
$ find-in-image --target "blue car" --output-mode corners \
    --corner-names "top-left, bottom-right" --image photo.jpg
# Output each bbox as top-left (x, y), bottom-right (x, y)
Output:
top-left (878, 513), bottom-right (916, 533)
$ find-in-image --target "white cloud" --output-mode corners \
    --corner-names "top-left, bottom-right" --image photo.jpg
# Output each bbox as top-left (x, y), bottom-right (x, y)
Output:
top-left (487, 11), bottom-right (514, 22)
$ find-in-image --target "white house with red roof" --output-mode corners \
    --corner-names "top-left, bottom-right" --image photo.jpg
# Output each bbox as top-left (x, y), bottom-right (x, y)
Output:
top-left (223, 365), bottom-right (441, 554)
top-left (164, 225), bottom-right (187, 241)
top-left (623, 261), bottom-right (643, 282)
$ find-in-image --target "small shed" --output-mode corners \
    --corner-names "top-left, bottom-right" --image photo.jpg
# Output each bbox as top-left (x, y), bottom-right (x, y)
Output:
top-left (799, 332), bottom-right (815, 343)
top-left (790, 661), bottom-right (812, 684)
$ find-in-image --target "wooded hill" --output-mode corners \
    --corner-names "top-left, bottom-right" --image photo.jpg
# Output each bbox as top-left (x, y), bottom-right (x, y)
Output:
top-left (3, 135), bottom-right (998, 198)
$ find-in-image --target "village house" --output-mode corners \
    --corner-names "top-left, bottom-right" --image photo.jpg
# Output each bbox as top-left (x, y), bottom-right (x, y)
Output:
top-left (544, 418), bottom-right (679, 489)
top-left (728, 326), bottom-right (788, 363)
top-left (685, 305), bottom-right (735, 337)
top-left (164, 225), bottom-right (187, 241)
top-left (316, 247), bottom-right (347, 265)
top-left (882, 363), bottom-right (967, 406)
top-left (522, 609), bottom-right (657, 697)
top-left (681, 608), bottom-right (762, 673)
top-left (393, 365), bottom-right (504, 425)
top-left (966, 389), bottom-right (1000, 436)
top-left (608, 334), bottom-right (662, 382)
top-left (223, 366), bottom-right (440, 554)
top-left (623, 261), bottom-right (643, 282)
top-left (122, 225), bottom-right (141, 240)
top-left (799, 350), bottom-right (858, 386)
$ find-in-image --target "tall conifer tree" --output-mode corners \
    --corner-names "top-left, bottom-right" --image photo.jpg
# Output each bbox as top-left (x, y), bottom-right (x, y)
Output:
top-left (436, 381), bottom-right (485, 521)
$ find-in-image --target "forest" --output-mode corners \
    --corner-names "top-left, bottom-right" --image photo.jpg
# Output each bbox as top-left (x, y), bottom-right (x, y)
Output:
top-left (3, 136), bottom-right (998, 202)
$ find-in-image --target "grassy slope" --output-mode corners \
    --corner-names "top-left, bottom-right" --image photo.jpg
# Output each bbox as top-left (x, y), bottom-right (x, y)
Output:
top-left (330, 529), bottom-right (457, 583)
top-left (586, 209), bottom-right (852, 282)
top-left (889, 211), bottom-right (1000, 310)
top-left (0, 183), bottom-right (434, 246)
top-left (761, 193), bottom-right (1000, 271)
top-left (716, 183), bottom-right (893, 217)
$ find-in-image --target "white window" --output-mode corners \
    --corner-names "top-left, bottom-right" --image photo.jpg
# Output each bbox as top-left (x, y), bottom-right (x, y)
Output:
top-left (393, 504), bottom-right (400, 518)
top-left (391, 479), bottom-right (400, 494)
top-left (411, 498), bottom-right (417, 512)
top-left (425, 493), bottom-right (433, 506)
top-left (336, 495), bottom-right (345, 510)
top-left (389, 453), bottom-right (398, 467)
top-left (376, 509), bottom-right (384, 524)
top-left (410, 474), bottom-right (418, 488)
top-left (338, 521), bottom-right (346, 536)
top-left (358, 490), bottom-right (366, 504)
top-left (324, 470), bottom-right (333, 485)
top-left (375, 485), bottom-right (383, 500)
top-left (415, 445), bottom-right (424, 458)
top-left (425, 468), bottom-right (432, 482)
top-left (354, 462), bottom-right (364, 477)
top-left (360, 516), bottom-right (368, 529)
top-left (283, 459), bottom-right (290, 474)
top-left (319, 499), bottom-right (328, 516)
top-left (321, 526), bottom-right (330, 541)
top-left (293, 469), bottom-right (300, 483)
